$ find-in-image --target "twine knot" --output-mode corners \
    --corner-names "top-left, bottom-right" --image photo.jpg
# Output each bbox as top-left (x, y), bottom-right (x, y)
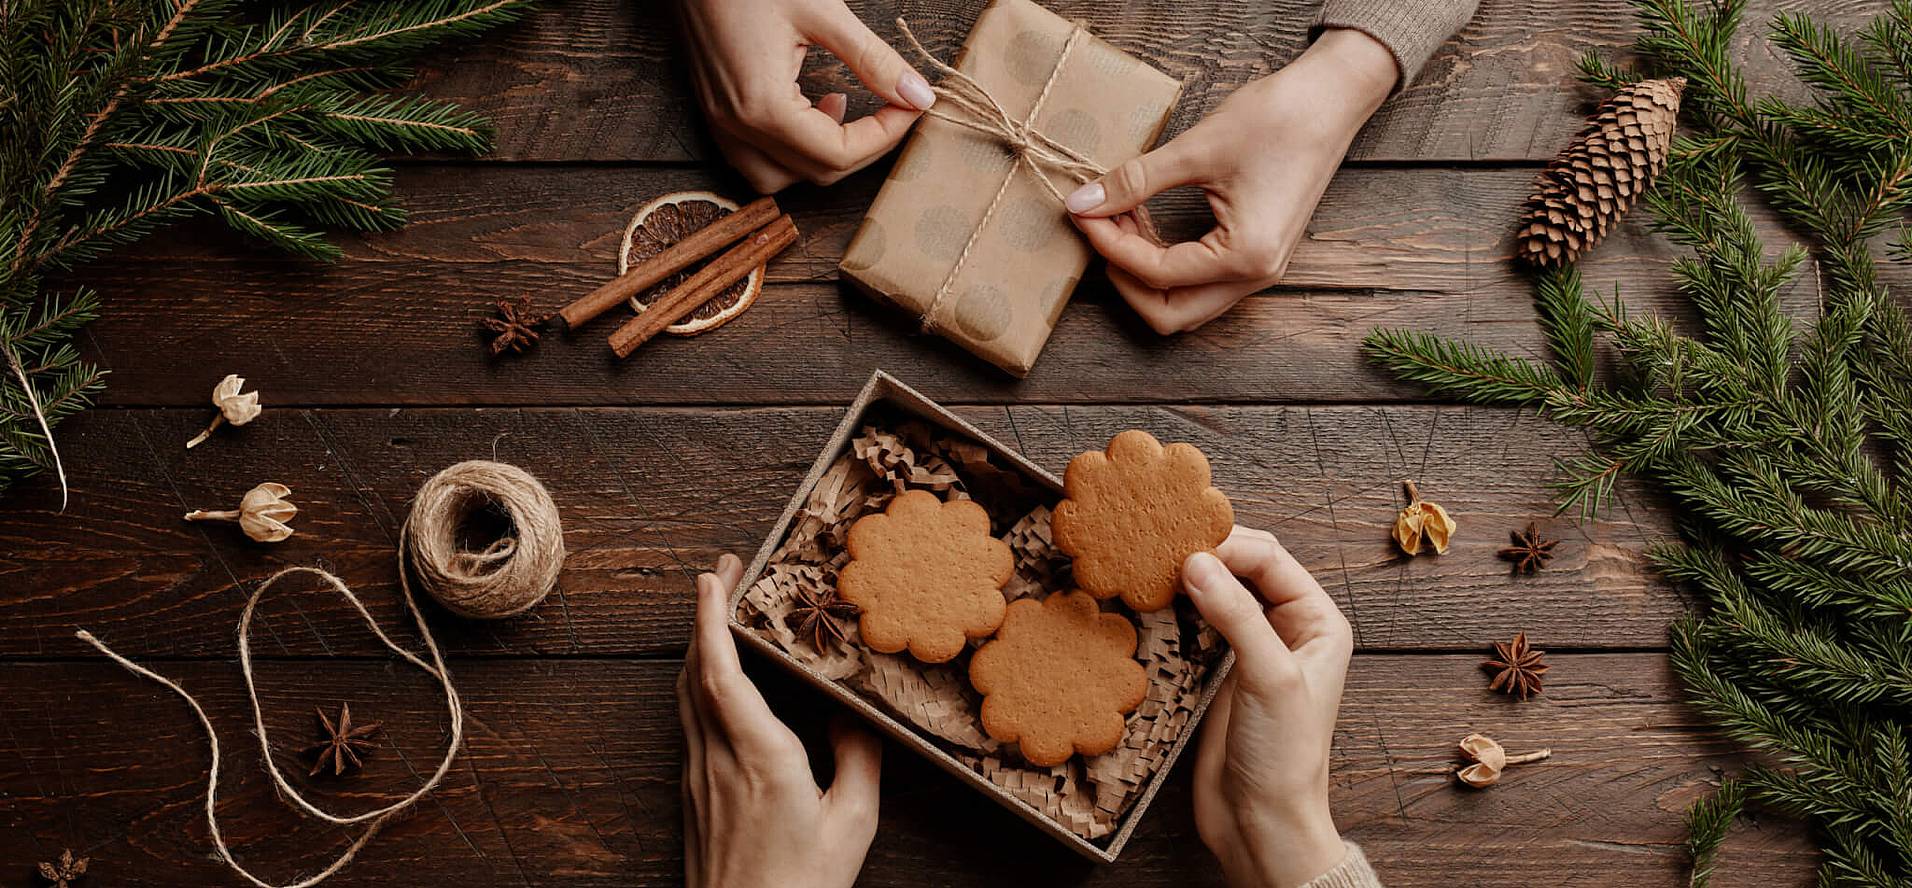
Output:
top-left (896, 18), bottom-right (1105, 207)
top-left (893, 18), bottom-right (1105, 334)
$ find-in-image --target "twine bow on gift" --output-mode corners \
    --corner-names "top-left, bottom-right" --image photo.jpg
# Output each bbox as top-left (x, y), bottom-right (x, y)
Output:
top-left (893, 18), bottom-right (1107, 334)
top-left (895, 18), bottom-right (1105, 207)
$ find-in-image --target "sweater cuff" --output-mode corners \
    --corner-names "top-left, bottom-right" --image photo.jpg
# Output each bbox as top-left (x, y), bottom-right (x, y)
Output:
top-left (1299, 842), bottom-right (1384, 888)
top-left (1312, 0), bottom-right (1480, 91)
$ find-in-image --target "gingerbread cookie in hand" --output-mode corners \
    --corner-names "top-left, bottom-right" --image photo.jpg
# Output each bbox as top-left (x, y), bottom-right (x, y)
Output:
top-left (838, 489), bottom-right (1012, 663)
top-left (1052, 430), bottom-right (1234, 612)
top-left (969, 591), bottom-right (1147, 766)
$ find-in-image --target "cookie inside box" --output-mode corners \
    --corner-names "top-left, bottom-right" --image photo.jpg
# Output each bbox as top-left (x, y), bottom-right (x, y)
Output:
top-left (735, 402), bottom-right (1226, 842)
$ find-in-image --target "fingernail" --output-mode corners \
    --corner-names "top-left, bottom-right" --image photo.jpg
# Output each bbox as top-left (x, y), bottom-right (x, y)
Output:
top-left (1065, 182), bottom-right (1104, 214)
top-left (899, 71), bottom-right (935, 110)
top-left (717, 552), bottom-right (741, 573)
top-left (1182, 551), bottom-right (1226, 596)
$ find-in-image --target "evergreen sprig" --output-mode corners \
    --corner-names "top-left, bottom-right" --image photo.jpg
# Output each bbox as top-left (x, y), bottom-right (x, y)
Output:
top-left (0, 0), bottom-right (533, 499)
top-left (1364, 1), bottom-right (1912, 883)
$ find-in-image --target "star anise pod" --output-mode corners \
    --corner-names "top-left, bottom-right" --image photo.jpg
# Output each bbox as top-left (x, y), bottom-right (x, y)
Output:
top-left (789, 586), bottom-right (860, 651)
top-left (1482, 632), bottom-right (1549, 701)
top-left (38, 849), bottom-right (87, 887)
top-left (303, 703), bottom-right (383, 777)
top-left (479, 296), bottom-right (547, 357)
top-left (1498, 522), bottom-right (1559, 575)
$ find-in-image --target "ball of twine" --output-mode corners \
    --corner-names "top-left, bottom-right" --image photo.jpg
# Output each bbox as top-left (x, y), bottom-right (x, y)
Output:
top-left (405, 459), bottom-right (564, 619)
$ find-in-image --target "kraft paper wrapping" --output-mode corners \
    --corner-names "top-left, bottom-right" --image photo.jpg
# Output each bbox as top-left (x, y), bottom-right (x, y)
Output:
top-left (838, 0), bottom-right (1182, 376)
top-left (736, 419), bottom-right (1221, 840)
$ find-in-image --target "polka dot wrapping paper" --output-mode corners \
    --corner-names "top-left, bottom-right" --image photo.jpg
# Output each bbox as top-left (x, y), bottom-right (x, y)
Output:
top-left (838, 0), bottom-right (1183, 376)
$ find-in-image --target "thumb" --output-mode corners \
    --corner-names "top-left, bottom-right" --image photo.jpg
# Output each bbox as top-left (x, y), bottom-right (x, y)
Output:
top-left (1065, 138), bottom-right (1205, 217)
top-left (804, 7), bottom-right (936, 112)
top-left (823, 714), bottom-right (882, 833)
top-left (1183, 551), bottom-right (1300, 692)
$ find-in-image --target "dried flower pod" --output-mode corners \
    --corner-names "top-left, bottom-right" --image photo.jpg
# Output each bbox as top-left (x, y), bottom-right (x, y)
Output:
top-left (1459, 732), bottom-right (1507, 770)
top-left (186, 373), bottom-right (261, 449)
top-left (184, 482), bottom-right (297, 542)
top-left (1454, 732), bottom-right (1550, 789)
top-left (1392, 480), bottom-right (1456, 556)
top-left (38, 849), bottom-right (89, 887)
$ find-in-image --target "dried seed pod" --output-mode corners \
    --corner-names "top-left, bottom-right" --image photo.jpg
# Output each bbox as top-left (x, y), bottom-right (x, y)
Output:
top-left (1516, 77), bottom-right (1685, 266)
top-left (1454, 732), bottom-right (1551, 789)
top-left (184, 482), bottom-right (297, 542)
top-left (186, 373), bottom-right (261, 449)
top-left (1392, 480), bottom-right (1456, 556)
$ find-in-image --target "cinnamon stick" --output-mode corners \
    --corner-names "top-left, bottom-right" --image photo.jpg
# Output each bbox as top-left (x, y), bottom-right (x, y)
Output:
top-left (609, 214), bottom-right (797, 359)
top-left (560, 195), bottom-right (780, 330)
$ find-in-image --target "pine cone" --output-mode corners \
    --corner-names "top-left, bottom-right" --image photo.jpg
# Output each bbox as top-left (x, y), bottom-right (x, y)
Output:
top-left (1516, 77), bottom-right (1686, 267)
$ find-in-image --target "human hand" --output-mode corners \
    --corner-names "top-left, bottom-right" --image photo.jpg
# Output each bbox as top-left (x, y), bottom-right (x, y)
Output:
top-left (679, 553), bottom-right (883, 888)
top-left (1065, 28), bottom-right (1398, 333)
top-left (1183, 527), bottom-right (1355, 888)
top-left (676, 0), bottom-right (935, 192)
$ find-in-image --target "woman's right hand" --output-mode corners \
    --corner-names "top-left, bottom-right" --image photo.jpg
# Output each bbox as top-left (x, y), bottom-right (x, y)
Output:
top-left (676, 0), bottom-right (935, 193)
top-left (1182, 527), bottom-right (1356, 888)
top-left (680, 554), bottom-right (883, 888)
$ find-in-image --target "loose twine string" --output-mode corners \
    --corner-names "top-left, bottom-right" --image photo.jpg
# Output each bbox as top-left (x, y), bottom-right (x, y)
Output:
top-left (73, 459), bottom-right (566, 887)
top-left (894, 18), bottom-right (1104, 334)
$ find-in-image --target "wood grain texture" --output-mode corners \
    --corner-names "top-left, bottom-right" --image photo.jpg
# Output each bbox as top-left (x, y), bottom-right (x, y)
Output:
top-left (9, 1), bottom-right (1878, 882)
top-left (407, 0), bottom-right (1886, 163)
top-left (79, 163), bottom-right (1882, 408)
top-left (0, 654), bottom-right (1813, 887)
top-left (0, 404), bottom-right (1674, 659)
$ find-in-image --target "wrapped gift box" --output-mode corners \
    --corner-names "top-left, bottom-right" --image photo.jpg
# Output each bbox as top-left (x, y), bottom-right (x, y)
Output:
top-left (839, 0), bottom-right (1183, 376)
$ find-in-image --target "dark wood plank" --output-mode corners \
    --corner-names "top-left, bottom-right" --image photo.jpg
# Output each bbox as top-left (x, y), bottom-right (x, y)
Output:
top-left (0, 654), bottom-right (1814, 886)
top-left (76, 163), bottom-right (1870, 408)
top-left (1, 404), bottom-right (1676, 659)
top-left (410, 0), bottom-right (1886, 163)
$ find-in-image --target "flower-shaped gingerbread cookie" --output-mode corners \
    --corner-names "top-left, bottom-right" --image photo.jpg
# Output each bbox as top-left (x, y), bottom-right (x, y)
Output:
top-left (969, 591), bottom-right (1147, 766)
top-left (838, 489), bottom-right (1012, 663)
top-left (1052, 429), bottom-right (1234, 612)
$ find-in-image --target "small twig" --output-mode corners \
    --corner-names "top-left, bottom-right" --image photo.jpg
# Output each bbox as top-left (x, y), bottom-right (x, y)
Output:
top-left (3, 341), bottom-right (67, 510)
top-left (1505, 748), bottom-right (1553, 765)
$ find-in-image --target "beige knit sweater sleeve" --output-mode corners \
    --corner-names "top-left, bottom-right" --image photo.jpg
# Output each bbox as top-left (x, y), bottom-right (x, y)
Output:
top-left (1300, 842), bottom-right (1385, 888)
top-left (1314, 0), bottom-right (1482, 89)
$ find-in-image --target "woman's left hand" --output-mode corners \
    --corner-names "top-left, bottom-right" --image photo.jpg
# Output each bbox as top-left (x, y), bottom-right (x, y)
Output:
top-left (1065, 28), bottom-right (1399, 334)
top-left (680, 554), bottom-right (884, 888)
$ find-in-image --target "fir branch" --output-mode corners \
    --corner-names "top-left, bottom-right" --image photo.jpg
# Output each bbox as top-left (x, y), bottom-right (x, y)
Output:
top-left (1370, 3), bottom-right (1912, 882)
top-left (1683, 777), bottom-right (1743, 888)
top-left (1360, 328), bottom-right (1561, 406)
top-left (0, 0), bottom-right (533, 497)
top-left (1533, 264), bottom-right (1598, 389)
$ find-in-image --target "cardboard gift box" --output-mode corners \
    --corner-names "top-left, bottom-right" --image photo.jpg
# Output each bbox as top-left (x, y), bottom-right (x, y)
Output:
top-left (838, 0), bottom-right (1183, 376)
top-left (730, 371), bottom-right (1233, 861)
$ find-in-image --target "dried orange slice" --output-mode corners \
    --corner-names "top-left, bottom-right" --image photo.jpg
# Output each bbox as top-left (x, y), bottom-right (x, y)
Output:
top-left (620, 190), bottom-right (766, 336)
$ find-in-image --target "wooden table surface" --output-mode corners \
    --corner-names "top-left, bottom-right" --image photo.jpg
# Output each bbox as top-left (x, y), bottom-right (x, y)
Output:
top-left (5, 0), bottom-right (1883, 884)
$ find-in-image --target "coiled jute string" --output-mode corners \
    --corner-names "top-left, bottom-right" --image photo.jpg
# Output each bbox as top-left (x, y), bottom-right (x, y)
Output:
top-left (405, 459), bottom-right (564, 620)
top-left (73, 459), bottom-right (565, 887)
